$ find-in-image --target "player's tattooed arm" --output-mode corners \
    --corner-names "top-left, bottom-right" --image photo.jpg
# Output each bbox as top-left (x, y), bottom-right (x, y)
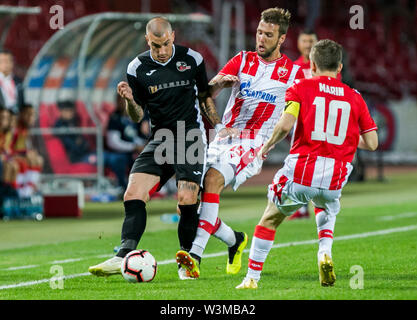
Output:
top-left (126, 99), bottom-right (144, 123)
top-left (198, 93), bottom-right (239, 138)
top-left (198, 92), bottom-right (222, 127)
top-left (117, 81), bottom-right (144, 123)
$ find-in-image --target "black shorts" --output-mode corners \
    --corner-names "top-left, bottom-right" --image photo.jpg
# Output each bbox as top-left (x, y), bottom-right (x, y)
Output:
top-left (130, 126), bottom-right (206, 188)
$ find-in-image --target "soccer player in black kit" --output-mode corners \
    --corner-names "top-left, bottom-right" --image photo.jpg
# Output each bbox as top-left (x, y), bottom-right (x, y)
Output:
top-left (89, 17), bottom-right (235, 280)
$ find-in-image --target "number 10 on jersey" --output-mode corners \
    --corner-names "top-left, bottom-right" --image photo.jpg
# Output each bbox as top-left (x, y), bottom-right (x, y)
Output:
top-left (311, 97), bottom-right (351, 145)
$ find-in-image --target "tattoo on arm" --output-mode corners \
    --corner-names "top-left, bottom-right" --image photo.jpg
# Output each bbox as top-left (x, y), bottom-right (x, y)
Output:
top-left (125, 99), bottom-right (144, 123)
top-left (198, 94), bottom-right (221, 127)
top-left (208, 75), bottom-right (224, 98)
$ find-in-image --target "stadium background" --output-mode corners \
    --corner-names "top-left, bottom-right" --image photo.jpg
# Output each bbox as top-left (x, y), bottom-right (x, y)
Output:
top-left (1, 0), bottom-right (417, 302)
top-left (1, 0), bottom-right (416, 191)
top-left (2, 0), bottom-right (417, 191)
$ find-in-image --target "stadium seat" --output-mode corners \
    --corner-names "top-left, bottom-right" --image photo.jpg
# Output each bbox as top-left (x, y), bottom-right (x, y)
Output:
top-left (38, 103), bottom-right (97, 175)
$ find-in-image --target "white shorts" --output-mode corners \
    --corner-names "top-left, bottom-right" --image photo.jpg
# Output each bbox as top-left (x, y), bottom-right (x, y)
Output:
top-left (267, 167), bottom-right (342, 217)
top-left (206, 136), bottom-right (263, 190)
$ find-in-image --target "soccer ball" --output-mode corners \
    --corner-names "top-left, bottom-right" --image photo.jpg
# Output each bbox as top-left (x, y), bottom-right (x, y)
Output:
top-left (121, 250), bottom-right (157, 283)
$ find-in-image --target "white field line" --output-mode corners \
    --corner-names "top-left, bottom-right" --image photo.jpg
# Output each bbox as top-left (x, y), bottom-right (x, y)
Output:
top-left (4, 265), bottom-right (39, 271)
top-left (0, 273), bottom-right (91, 290)
top-left (6, 213), bottom-right (417, 272)
top-left (1, 253), bottom-right (114, 272)
top-left (1, 224), bottom-right (416, 291)
top-left (377, 212), bottom-right (417, 221)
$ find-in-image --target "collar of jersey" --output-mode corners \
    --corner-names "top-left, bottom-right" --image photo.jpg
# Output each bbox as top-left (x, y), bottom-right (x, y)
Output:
top-left (149, 44), bottom-right (176, 66)
top-left (257, 53), bottom-right (285, 65)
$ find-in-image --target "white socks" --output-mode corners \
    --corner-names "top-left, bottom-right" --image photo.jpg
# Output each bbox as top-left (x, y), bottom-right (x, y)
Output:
top-left (246, 225), bottom-right (276, 281)
top-left (190, 192), bottom-right (236, 258)
top-left (315, 208), bottom-right (336, 260)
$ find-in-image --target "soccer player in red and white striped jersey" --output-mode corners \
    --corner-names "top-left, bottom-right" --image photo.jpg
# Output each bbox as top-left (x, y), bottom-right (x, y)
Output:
top-left (237, 39), bottom-right (378, 289)
top-left (176, 8), bottom-right (304, 279)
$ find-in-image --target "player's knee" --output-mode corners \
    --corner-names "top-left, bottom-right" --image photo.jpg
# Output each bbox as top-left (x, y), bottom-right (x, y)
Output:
top-left (177, 180), bottom-right (199, 205)
top-left (123, 187), bottom-right (148, 203)
top-left (177, 189), bottom-right (198, 205)
top-left (203, 169), bottom-right (224, 193)
top-left (259, 202), bottom-right (286, 229)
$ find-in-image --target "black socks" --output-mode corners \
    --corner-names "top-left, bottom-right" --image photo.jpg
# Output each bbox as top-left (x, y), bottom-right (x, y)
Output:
top-left (116, 200), bottom-right (199, 257)
top-left (116, 199), bottom-right (147, 258)
top-left (177, 203), bottom-right (200, 252)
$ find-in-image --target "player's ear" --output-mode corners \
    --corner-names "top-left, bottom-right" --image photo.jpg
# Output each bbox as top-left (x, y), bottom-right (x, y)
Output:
top-left (337, 63), bottom-right (343, 75)
top-left (145, 34), bottom-right (150, 45)
top-left (171, 30), bottom-right (175, 43)
top-left (278, 34), bottom-right (286, 46)
top-left (311, 60), bottom-right (317, 75)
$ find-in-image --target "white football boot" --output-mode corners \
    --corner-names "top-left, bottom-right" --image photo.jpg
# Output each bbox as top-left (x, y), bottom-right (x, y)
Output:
top-left (235, 277), bottom-right (258, 289)
top-left (178, 266), bottom-right (196, 280)
top-left (88, 256), bottom-right (123, 277)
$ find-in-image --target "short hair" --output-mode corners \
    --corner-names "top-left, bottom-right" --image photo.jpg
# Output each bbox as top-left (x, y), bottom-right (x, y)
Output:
top-left (19, 103), bottom-right (34, 112)
top-left (310, 39), bottom-right (343, 72)
top-left (146, 16), bottom-right (172, 37)
top-left (298, 29), bottom-right (317, 39)
top-left (0, 48), bottom-right (13, 61)
top-left (0, 48), bottom-right (12, 55)
top-left (261, 7), bottom-right (291, 37)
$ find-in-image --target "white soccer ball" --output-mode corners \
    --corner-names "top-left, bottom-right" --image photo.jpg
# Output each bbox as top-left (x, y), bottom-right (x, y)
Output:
top-left (121, 250), bottom-right (157, 283)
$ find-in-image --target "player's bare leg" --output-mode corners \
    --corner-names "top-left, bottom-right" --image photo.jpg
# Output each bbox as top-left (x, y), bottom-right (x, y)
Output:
top-left (237, 200), bottom-right (286, 289)
top-left (89, 173), bottom-right (160, 277)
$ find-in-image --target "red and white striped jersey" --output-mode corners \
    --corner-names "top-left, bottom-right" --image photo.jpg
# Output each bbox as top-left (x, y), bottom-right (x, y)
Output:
top-left (283, 76), bottom-right (378, 190)
top-left (218, 51), bottom-right (303, 143)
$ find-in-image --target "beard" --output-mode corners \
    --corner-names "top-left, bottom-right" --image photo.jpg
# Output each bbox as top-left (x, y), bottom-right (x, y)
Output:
top-left (256, 39), bottom-right (279, 59)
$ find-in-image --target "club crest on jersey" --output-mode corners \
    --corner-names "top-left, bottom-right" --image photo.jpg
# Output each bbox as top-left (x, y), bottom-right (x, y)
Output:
top-left (149, 85), bottom-right (158, 94)
top-left (176, 61), bottom-right (191, 72)
top-left (239, 80), bottom-right (277, 103)
top-left (277, 66), bottom-right (288, 78)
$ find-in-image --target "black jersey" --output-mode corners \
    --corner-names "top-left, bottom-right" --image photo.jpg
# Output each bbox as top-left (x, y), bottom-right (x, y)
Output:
top-left (126, 45), bottom-right (209, 132)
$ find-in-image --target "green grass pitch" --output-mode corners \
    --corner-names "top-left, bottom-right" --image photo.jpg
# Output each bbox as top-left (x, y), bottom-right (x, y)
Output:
top-left (1, 169), bottom-right (417, 300)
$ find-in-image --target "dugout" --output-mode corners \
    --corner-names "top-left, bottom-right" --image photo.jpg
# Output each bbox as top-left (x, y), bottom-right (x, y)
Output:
top-left (23, 12), bottom-right (213, 192)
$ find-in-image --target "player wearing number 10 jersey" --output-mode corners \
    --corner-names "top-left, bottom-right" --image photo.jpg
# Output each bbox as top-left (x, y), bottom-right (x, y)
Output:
top-left (237, 39), bottom-right (378, 289)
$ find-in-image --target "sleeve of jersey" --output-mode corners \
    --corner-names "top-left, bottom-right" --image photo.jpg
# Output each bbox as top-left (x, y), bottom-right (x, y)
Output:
top-left (284, 84), bottom-right (302, 118)
top-left (218, 52), bottom-right (243, 76)
top-left (294, 67), bottom-right (305, 80)
top-left (195, 59), bottom-right (209, 94)
top-left (357, 93), bottom-right (378, 134)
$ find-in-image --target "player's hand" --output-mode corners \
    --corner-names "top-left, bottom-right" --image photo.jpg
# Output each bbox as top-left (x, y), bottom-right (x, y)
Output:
top-left (218, 127), bottom-right (240, 139)
top-left (257, 144), bottom-right (274, 161)
top-left (117, 81), bottom-right (134, 102)
top-left (219, 74), bottom-right (240, 88)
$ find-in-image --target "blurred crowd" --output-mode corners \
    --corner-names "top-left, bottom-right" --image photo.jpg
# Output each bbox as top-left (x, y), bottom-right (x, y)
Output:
top-left (0, 49), bottom-right (43, 209)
